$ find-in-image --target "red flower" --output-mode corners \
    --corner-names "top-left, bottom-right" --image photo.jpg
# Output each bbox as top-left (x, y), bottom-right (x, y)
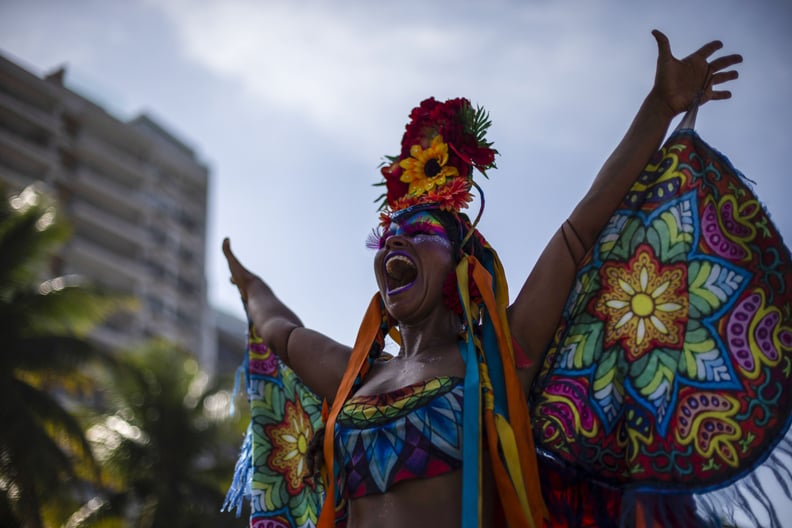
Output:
top-left (425, 177), bottom-right (472, 211)
top-left (382, 163), bottom-right (408, 207)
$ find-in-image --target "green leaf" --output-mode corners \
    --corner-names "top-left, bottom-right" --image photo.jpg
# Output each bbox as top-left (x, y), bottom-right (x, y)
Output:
top-left (631, 348), bottom-right (679, 397)
top-left (602, 218), bottom-right (645, 261)
top-left (560, 318), bottom-right (605, 370)
top-left (648, 207), bottom-right (694, 263)
top-left (592, 347), bottom-right (625, 422)
top-left (679, 325), bottom-right (719, 379)
top-left (687, 260), bottom-right (743, 318)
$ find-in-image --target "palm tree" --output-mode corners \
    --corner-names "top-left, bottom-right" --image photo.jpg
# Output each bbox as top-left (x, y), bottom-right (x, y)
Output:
top-left (0, 184), bottom-right (125, 527)
top-left (78, 340), bottom-right (243, 528)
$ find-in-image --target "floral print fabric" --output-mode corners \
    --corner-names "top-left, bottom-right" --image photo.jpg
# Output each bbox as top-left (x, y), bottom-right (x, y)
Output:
top-left (531, 129), bottom-right (792, 493)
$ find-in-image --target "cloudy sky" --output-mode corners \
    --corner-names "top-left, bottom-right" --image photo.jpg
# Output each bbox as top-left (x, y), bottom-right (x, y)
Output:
top-left (1, 0), bottom-right (790, 346)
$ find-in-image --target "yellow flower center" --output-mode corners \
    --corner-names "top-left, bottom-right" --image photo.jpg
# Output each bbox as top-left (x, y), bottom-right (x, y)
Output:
top-left (631, 292), bottom-right (655, 318)
top-left (297, 433), bottom-right (307, 455)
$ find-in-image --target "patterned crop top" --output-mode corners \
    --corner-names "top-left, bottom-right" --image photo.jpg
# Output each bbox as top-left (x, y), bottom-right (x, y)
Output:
top-left (334, 376), bottom-right (464, 499)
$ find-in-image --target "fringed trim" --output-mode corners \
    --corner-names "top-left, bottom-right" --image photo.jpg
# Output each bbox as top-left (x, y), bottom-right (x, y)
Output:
top-left (228, 359), bottom-right (247, 417)
top-left (538, 428), bottom-right (792, 527)
top-left (222, 423), bottom-right (253, 516)
top-left (222, 324), bottom-right (253, 516)
top-left (696, 428), bottom-right (792, 528)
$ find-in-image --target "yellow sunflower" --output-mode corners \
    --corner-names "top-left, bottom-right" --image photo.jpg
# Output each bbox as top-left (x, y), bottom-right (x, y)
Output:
top-left (399, 135), bottom-right (459, 197)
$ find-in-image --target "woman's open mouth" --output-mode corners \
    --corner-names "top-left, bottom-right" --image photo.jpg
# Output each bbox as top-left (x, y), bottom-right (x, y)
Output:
top-left (384, 253), bottom-right (417, 295)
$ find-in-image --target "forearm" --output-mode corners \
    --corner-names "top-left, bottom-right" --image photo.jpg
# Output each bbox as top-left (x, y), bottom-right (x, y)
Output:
top-left (512, 92), bottom-right (676, 388)
top-left (244, 278), bottom-right (303, 363)
top-left (569, 89), bottom-right (677, 249)
top-left (510, 228), bottom-right (580, 392)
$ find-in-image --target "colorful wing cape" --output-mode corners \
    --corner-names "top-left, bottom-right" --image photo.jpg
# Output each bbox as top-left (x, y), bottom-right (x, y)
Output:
top-left (531, 128), bottom-right (792, 527)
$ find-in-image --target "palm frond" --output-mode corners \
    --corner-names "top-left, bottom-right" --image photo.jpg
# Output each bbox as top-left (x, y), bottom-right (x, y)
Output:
top-left (10, 378), bottom-right (99, 476)
top-left (8, 286), bottom-right (136, 338)
top-left (8, 335), bottom-right (117, 370)
top-left (0, 184), bottom-right (131, 526)
top-left (0, 187), bottom-right (71, 296)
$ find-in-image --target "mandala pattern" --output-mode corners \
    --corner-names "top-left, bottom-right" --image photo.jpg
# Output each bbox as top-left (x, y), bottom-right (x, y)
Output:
top-left (266, 399), bottom-right (315, 494)
top-left (531, 129), bottom-right (792, 492)
top-left (594, 244), bottom-right (689, 360)
top-left (245, 330), bottom-right (325, 528)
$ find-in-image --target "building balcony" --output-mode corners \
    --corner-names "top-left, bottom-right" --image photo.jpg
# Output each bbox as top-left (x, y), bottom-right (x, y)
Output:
top-left (0, 127), bottom-right (56, 176)
top-left (0, 163), bottom-right (35, 193)
top-left (0, 90), bottom-right (59, 136)
top-left (72, 132), bottom-right (147, 188)
top-left (67, 166), bottom-right (144, 219)
top-left (69, 200), bottom-right (148, 249)
top-left (65, 237), bottom-right (148, 288)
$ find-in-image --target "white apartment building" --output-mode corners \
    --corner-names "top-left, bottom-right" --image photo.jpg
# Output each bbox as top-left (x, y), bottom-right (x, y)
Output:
top-left (0, 53), bottom-right (222, 370)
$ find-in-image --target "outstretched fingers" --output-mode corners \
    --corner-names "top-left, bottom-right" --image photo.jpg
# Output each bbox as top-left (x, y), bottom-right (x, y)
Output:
top-left (706, 89), bottom-right (733, 102)
top-left (223, 237), bottom-right (253, 301)
top-left (703, 54), bottom-right (742, 103)
top-left (692, 39), bottom-right (724, 60)
top-left (222, 237), bottom-right (235, 260)
top-left (701, 71), bottom-right (738, 103)
top-left (652, 29), bottom-right (674, 61)
top-left (709, 53), bottom-right (744, 74)
top-left (710, 69), bottom-right (739, 87)
top-left (223, 237), bottom-right (240, 273)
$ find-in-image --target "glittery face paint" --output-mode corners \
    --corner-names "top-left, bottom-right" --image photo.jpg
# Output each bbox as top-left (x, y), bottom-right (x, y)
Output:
top-left (380, 211), bottom-right (450, 248)
top-left (376, 210), bottom-right (455, 305)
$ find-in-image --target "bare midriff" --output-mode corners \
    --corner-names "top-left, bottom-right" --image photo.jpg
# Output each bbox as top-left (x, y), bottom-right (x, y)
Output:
top-left (346, 469), bottom-right (494, 528)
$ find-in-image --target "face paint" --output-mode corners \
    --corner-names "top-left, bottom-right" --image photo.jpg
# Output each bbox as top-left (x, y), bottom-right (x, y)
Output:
top-left (375, 209), bottom-right (456, 305)
top-left (380, 211), bottom-right (449, 248)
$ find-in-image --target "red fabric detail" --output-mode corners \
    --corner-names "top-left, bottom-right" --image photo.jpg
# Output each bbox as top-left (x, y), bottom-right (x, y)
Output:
top-left (388, 458), bottom-right (455, 491)
top-left (512, 336), bottom-right (532, 369)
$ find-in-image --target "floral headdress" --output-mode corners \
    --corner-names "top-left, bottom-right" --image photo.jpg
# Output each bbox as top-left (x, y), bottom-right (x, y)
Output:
top-left (375, 97), bottom-right (498, 229)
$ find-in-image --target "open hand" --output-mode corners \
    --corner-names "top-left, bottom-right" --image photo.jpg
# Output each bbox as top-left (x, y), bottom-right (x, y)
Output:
top-left (222, 237), bottom-right (257, 303)
top-left (652, 29), bottom-right (743, 116)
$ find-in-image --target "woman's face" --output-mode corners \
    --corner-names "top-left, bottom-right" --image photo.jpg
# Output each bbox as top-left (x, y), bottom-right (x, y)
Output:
top-left (374, 211), bottom-right (456, 323)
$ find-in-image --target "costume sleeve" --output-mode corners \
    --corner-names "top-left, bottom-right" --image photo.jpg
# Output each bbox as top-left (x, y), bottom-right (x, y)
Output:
top-left (223, 324), bottom-right (327, 528)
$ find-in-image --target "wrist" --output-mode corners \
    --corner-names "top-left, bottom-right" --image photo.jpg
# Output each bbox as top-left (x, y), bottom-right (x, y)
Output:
top-left (645, 88), bottom-right (679, 123)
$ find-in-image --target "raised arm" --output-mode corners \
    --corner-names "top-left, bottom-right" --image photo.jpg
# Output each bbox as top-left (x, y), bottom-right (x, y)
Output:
top-left (509, 30), bottom-right (742, 389)
top-left (223, 238), bottom-right (351, 400)
top-left (568, 30), bottom-right (742, 247)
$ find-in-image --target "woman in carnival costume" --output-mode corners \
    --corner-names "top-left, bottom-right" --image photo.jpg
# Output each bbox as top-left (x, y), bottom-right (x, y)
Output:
top-left (223, 30), bottom-right (792, 527)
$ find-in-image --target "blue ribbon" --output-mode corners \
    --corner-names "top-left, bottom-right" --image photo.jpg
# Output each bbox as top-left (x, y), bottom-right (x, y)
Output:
top-left (459, 335), bottom-right (480, 528)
